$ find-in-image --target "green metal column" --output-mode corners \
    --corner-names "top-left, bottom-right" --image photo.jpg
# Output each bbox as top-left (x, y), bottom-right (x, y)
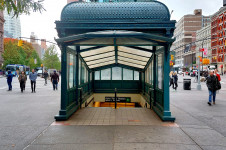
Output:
top-left (75, 46), bottom-right (80, 105)
top-left (55, 44), bottom-right (68, 120)
top-left (162, 44), bottom-right (175, 121)
top-left (153, 46), bottom-right (157, 106)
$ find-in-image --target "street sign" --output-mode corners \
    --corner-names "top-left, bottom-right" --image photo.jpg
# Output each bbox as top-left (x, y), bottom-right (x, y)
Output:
top-left (105, 97), bottom-right (131, 102)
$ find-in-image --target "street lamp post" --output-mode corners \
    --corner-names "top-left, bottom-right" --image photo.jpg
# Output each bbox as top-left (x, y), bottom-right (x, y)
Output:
top-left (197, 38), bottom-right (206, 90)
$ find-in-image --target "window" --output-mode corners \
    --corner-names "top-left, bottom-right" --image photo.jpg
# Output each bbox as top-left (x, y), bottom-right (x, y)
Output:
top-left (112, 67), bottom-right (122, 80)
top-left (67, 53), bottom-right (74, 89)
top-left (123, 68), bottom-right (133, 80)
top-left (79, 59), bottom-right (81, 85)
top-left (157, 54), bottom-right (163, 89)
top-left (134, 71), bottom-right (139, 80)
top-left (95, 71), bottom-right (100, 80)
top-left (149, 61), bottom-right (152, 84)
top-left (81, 62), bottom-right (85, 84)
top-left (101, 68), bottom-right (111, 80)
top-left (90, 72), bottom-right (92, 81)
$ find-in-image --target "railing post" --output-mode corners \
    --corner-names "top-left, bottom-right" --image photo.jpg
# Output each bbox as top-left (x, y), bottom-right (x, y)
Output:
top-left (149, 88), bottom-right (154, 109)
top-left (78, 87), bottom-right (83, 108)
top-left (115, 88), bottom-right (117, 109)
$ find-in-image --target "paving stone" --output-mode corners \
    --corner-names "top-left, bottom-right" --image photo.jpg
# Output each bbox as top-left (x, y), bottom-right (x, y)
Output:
top-left (181, 127), bottom-right (226, 147)
top-left (114, 126), bottom-right (195, 144)
top-left (32, 126), bottom-right (115, 145)
top-left (25, 143), bottom-right (113, 150)
top-left (114, 143), bottom-right (201, 150)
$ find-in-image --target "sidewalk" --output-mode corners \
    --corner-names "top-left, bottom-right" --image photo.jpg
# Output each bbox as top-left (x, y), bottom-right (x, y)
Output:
top-left (23, 75), bottom-right (226, 150)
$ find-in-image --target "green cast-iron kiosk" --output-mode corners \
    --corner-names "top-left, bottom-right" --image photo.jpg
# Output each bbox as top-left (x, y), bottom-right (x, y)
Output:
top-left (55, 0), bottom-right (176, 121)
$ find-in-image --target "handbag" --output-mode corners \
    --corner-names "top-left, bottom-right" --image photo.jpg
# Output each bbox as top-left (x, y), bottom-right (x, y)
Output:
top-left (216, 78), bottom-right (221, 90)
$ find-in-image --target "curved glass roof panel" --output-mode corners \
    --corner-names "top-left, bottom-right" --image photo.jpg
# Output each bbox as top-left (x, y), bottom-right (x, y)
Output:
top-left (80, 46), bottom-right (114, 58)
top-left (84, 51), bottom-right (115, 62)
top-left (118, 56), bottom-right (147, 66)
top-left (118, 51), bottom-right (149, 62)
top-left (89, 60), bottom-right (115, 69)
top-left (86, 57), bottom-right (115, 66)
top-left (118, 46), bottom-right (152, 57)
top-left (118, 60), bottom-right (144, 69)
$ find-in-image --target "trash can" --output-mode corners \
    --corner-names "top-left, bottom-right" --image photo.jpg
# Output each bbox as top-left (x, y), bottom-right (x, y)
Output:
top-left (183, 79), bottom-right (191, 90)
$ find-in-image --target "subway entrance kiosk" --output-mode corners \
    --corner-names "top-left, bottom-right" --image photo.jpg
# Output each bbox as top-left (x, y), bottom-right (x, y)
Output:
top-left (55, 0), bottom-right (176, 121)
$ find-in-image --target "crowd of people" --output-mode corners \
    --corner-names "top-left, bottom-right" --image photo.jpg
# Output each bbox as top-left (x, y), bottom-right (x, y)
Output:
top-left (6, 69), bottom-right (59, 93)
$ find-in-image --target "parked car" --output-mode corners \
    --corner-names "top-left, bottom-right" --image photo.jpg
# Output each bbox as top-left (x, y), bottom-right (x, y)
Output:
top-left (178, 70), bottom-right (182, 75)
top-left (37, 70), bottom-right (43, 77)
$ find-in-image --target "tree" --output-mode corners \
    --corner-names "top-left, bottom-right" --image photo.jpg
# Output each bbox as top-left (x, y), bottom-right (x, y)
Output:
top-left (43, 45), bottom-right (61, 70)
top-left (0, 0), bottom-right (45, 17)
top-left (2, 38), bottom-right (42, 69)
top-left (2, 40), bottom-right (20, 68)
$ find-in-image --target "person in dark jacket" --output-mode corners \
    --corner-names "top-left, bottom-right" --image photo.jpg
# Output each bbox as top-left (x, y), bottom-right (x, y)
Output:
top-left (7, 71), bottom-right (13, 91)
top-left (29, 69), bottom-right (38, 93)
top-left (172, 72), bottom-right (178, 90)
top-left (43, 70), bottom-right (49, 85)
top-left (51, 70), bottom-right (59, 90)
top-left (206, 71), bottom-right (218, 106)
top-left (18, 71), bottom-right (27, 93)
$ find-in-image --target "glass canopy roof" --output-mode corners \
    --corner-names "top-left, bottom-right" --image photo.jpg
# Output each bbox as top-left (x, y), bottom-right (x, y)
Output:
top-left (80, 46), bottom-right (152, 69)
top-left (56, 30), bottom-right (175, 70)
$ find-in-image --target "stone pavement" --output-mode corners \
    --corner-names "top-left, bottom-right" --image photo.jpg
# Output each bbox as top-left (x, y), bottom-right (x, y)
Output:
top-left (0, 77), bottom-right (60, 150)
top-left (0, 75), bottom-right (226, 150)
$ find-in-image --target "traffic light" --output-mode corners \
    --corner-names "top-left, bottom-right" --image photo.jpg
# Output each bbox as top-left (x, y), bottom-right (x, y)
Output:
top-left (198, 56), bottom-right (202, 62)
top-left (171, 55), bottom-right (174, 60)
top-left (41, 64), bottom-right (43, 67)
top-left (200, 48), bottom-right (204, 52)
top-left (18, 40), bottom-right (23, 47)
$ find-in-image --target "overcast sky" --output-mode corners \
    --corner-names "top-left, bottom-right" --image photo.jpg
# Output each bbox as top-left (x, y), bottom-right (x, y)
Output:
top-left (20, 0), bottom-right (224, 48)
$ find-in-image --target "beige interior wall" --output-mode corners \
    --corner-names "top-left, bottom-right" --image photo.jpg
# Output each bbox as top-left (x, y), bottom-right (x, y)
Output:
top-left (140, 95), bottom-right (151, 109)
top-left (82, 93), bottom-right (149, 108)
top-left (82, 94), bottom-right (94, 108)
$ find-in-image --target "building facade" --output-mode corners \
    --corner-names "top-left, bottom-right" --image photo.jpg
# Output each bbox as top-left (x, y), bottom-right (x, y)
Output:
top-left (3, 10), bottom-right (21, 39)
top-left (195, 24), bottom-right (211, 70)
top-left (0, 11), bottom-right (4, 67)
top-left (30, 32), bottom-right (47, 59)
top-left (171, 9), bottom-right (211, 70)
top-left (211, 4), bottom-right (226, 74)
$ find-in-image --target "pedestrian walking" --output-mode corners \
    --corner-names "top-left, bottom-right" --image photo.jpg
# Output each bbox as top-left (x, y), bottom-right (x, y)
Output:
top-left (7, 71), bottom-right (13, 91)
top-left (206, 71), bottom-right (220, 106)
top-left (51, 70), bottom-right (59, 90)
top-left (214, 69), bottom-right (221, 94)
top-left (214, 69), bottom-right (221, 82)
top-left (18, 71), bottom-right (27, 93)
top-left (169, 71), bottom-right (174, 88)
top-left (43, 70), bottom-right (49, 85)
top-left (29, 69), bottom-right (38, 93)
top-left (172, 72), bottom-right (178, 90)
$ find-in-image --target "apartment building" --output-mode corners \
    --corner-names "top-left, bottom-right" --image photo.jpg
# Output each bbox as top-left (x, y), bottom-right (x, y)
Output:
top-left (171, 9), bottom-right (211, 70)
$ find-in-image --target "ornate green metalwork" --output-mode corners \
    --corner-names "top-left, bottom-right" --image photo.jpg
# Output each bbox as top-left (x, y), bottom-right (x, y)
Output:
top-left (61, 2), bottom-right (170, 22)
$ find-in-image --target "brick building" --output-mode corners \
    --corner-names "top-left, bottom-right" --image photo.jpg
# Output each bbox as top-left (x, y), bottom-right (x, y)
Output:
top-left (0, 11), bottom-right (4, 67)
top-left (171, 9), bottom-right (211, 70)
top-left (211, 1), bottom-right (226, 74)
top-left (195, 24), bottom-right (211, 69)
